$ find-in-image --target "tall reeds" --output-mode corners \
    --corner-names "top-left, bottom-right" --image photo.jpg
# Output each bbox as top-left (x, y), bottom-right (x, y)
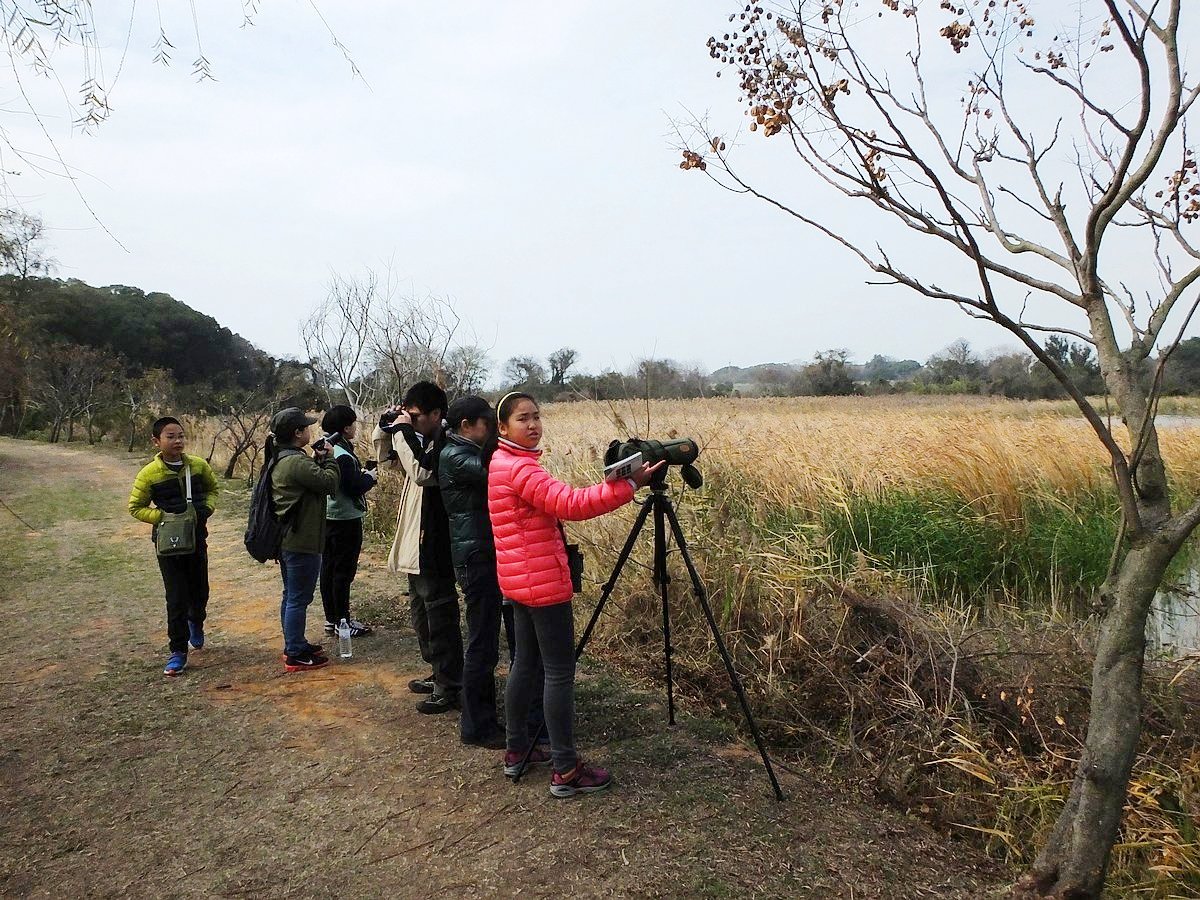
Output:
top-left (539, 397), bottom-right (1200, 896)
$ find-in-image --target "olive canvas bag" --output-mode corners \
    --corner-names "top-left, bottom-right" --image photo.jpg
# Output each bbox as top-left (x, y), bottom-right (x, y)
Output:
top-left (155, 465), bottom-right (197, 557)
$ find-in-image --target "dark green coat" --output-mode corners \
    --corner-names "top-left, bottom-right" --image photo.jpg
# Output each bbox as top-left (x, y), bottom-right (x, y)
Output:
top-left (272, 449), bottom-right (341, 555)
top-left (438, 432), bottom-right (494, 571)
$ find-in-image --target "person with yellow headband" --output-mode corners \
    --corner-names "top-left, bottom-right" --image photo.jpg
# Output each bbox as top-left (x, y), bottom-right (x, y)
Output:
top-left (488, 391), bottom-right (661, 797)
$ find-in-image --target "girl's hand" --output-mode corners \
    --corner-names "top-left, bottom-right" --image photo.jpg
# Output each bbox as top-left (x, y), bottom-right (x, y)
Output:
top-left (630, 460), bottom-right (666, 488)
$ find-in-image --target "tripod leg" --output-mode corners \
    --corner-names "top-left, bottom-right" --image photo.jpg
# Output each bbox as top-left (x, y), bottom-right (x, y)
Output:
top-left (575, 494), bottom-right (654, 660)
top-left (653, 495), bottom-right (676, 726)
top-left (663, 500), bottom-right (786, 802)
top-left (511, 494), bottom-right (654, 784)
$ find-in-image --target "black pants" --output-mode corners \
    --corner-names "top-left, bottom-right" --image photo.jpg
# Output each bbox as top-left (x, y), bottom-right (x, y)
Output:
top-left (458, 557), bottom-right (544, 741)
top-left (502, 600), bottom-right (546, 745)
top-left (459, 557), bottom-right (503, 741)
top-left (157, 542), bottom-right (209, 654)
top-left (408, 573), bottom-right (463, 697)
top-left (505, 601), bottom-right (575, 773)
top-left (320, 518), bottom-right (364, 625)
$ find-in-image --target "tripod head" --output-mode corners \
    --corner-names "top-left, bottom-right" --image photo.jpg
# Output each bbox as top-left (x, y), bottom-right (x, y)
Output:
top-left (605, 437), bottom-right (703, 489)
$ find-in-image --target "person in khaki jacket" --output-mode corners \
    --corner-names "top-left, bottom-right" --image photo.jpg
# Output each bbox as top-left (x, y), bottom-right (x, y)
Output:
top-left (373, 381), bottom-right (463, 713)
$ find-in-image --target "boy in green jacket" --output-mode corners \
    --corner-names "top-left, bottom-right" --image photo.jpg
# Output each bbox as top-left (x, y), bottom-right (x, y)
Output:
top-left (128, 416), bottom-right (219, 677)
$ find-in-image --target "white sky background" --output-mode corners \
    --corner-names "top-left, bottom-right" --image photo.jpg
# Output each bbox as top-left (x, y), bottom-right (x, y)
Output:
top-left (2, 0), bottom-right (1188, 375)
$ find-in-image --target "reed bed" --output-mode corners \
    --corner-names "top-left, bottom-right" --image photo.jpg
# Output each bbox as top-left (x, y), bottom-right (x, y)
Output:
top-left (536, 397), bottom-right (1200, 896)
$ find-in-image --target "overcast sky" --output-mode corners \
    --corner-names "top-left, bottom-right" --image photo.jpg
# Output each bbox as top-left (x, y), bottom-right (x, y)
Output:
top-left (1, 0), bottom-right (1168, 376)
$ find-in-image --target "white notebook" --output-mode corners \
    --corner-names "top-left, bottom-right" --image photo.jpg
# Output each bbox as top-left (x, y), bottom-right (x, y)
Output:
top-left (603, 451), bottom-right (643, 483)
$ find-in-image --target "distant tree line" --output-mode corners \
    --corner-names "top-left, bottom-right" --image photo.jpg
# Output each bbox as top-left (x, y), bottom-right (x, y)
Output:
top-left (496, 336), bottom-right (1200, 402)
top-left (0, 212), bottom-right (323, 476)
top-left (500, 350), bottom-right (709, 402)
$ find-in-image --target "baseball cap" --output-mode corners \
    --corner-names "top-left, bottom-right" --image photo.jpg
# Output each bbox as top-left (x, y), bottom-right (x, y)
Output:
top-left (270, 407), bottom-right (318, 435)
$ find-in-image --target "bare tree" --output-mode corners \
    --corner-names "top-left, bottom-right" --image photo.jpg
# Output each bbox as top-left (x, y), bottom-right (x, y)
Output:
top-left (0, 209), bottom-right (53, 432)
top-left (31, 344), bottom-right (122, 443)
top-left (371, 292), bottom-right (466, 397)
top-left (0, 210), bottom-right (53, 304)
top-left (211, 359), bottom-right (317, 480)
top-left (503, 356), bottom-right (548, 393)
top-left (445, 344), bottom-right (492, 397)
top-left (548, 347), bottom-right (580, 389)
top-left (690, 2), bottom-right (1199, 896)
top-left (302, 271), bottom-right (382, 412)
top-left (122, 368), bottom-right (174, 452)
top-left (213, 392), bottom-right (275, 480)
top-left (303, 267), bottom-right (488, 412)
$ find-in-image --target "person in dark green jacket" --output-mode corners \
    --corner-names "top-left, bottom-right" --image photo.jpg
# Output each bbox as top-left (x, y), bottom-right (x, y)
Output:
top-left (267, 407), bottom-right (341, 672)
top-left (128, 416), bottom-right (219, 677)
top-left (440, 396), bottom-right (541, 749)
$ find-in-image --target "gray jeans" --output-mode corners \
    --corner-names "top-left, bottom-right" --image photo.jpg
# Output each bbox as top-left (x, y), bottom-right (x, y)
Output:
top-left (408, 573), bottom-right (462, 696)
top-left (505, 600), bottom-right (577, 774)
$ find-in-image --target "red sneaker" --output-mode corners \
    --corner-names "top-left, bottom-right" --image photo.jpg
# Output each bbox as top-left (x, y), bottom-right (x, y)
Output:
top-left (283, 651), bottom-right (330, 673)
top-left (280, 644), bottom-right (327, 663)
top-left (503, 747), bottom-right (551, 778)
top-left (550, 761), bottom-right (612, 798)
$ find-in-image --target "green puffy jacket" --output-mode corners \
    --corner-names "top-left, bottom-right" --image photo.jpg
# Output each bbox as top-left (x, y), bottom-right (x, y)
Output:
top-left (438, 432), bottom-right (494, 571)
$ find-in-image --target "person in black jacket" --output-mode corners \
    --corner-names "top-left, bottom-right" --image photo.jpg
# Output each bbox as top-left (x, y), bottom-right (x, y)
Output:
top-left (440, 396), bottom-right (544, 749)
top-left (319, 405), bottom-right (378, 637)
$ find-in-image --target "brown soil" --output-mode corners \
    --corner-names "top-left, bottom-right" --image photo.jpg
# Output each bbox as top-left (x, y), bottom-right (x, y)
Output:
top-left (0, 437), bottom-right (1006, 898)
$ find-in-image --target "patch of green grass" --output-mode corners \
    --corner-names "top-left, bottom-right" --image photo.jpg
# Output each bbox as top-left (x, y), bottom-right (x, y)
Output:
top-left (0, 531), bottom-right (39, 577)
top-left (72, 546), bottom-right (140, 579)
top-left (818, 487), bottom-right (1122, 607)
top-left (687, 874), bottom-right (739, 898)
top-left (3, 482), bottom-right (105, 531)
top-left (682, 711), bottom-right (738, 745)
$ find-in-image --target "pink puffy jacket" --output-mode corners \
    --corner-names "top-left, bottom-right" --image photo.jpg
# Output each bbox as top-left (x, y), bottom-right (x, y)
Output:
top-left (488, 440), bottom-right (635, 606)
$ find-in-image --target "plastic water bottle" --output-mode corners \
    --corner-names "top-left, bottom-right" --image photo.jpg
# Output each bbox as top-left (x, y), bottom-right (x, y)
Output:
top-left (337, 618), bottom-right (352, 659)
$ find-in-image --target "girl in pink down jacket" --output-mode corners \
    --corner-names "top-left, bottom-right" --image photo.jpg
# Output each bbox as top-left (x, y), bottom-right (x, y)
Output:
top-left (488, 392), bottom-right (661, 798)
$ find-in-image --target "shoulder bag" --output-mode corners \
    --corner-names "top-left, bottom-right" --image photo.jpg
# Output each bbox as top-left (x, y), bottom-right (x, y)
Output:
top-left (156, 465), bottom-right (197, 557)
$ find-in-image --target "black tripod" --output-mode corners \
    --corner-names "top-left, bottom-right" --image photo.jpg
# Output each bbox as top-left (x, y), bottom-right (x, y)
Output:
top-left (512, 475), bottom-right (786, 801)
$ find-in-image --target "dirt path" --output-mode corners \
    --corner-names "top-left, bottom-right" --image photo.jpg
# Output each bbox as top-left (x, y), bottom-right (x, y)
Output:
top-left (0, 438), bottom-right (1005, 898)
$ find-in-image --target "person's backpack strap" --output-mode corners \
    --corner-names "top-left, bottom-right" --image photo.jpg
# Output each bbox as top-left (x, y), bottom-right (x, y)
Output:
top-left (184, 465), bottom-right (193, 506)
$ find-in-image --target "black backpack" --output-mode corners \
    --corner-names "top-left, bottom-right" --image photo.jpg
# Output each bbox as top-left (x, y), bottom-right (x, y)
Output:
top-left (243, 448), bottom-right (299, 563)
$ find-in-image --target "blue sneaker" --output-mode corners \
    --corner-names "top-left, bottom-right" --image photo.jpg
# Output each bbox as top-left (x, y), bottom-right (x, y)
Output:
top-left (188, 621), bottom-right (205, 650)
top-left (163, 652), bottom-right (188, 677)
